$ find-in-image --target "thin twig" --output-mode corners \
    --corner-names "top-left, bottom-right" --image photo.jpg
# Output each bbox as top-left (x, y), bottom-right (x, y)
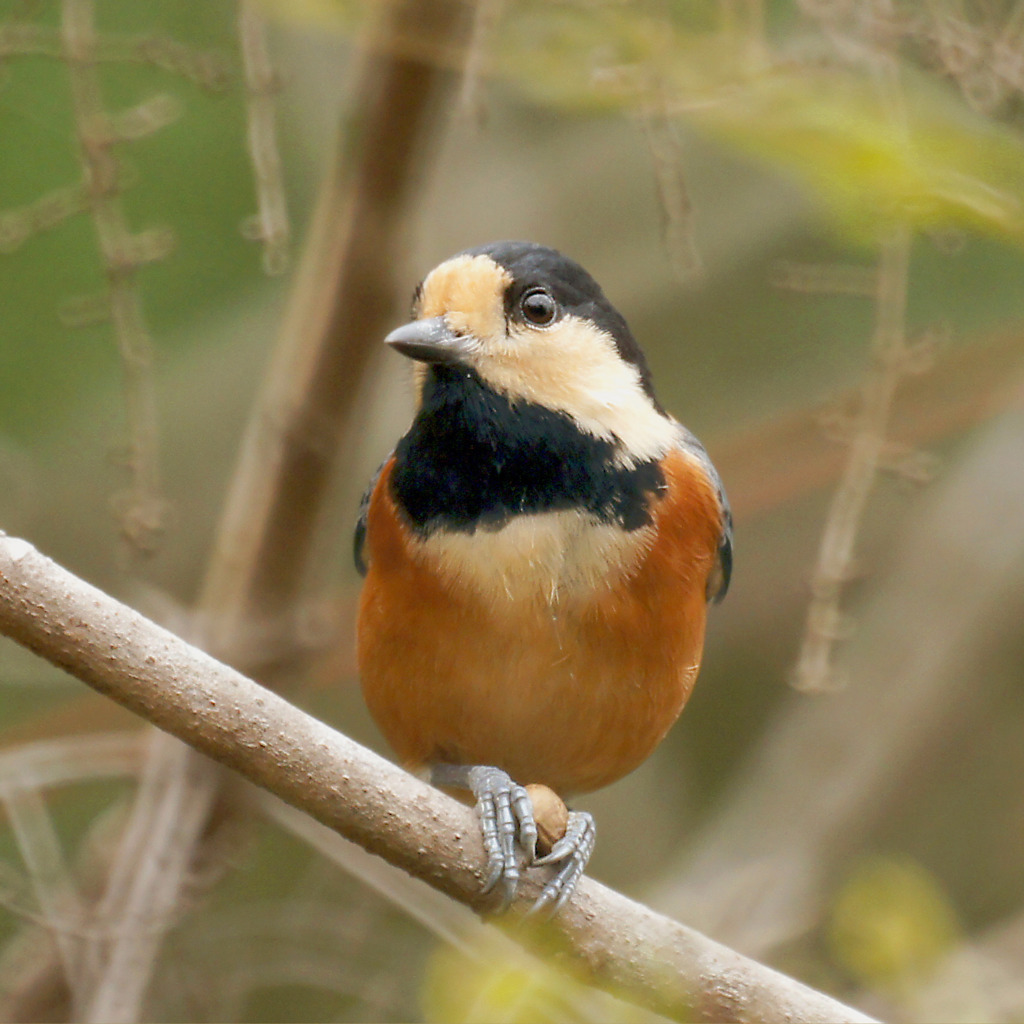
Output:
top-left (0, 733), bottom-right (144, 792)
top-left (61, 0), bottom-right (168, 558)
top-left (237, 0), bottom-right (290, 275)
top-left (457, 0), bottom-right (504, 122)
top-left (259, 794), bottom-right (489, 959)
top-left (199, 0), bottom-right (476, 625)
top-left (0, 534), bottom-right (876, 1024)
top-left (773, 261), bottom-right (879, 297)
top-left (792, 224), bottom-right (913, 692)
top-left (0, 787), bottom-right (87, 1016)
top-left (639, 80), bottom-right (704, 282)
top-left (791, 21), bottom-right (921, 693)
top-left (81, 735), bottom-right (225, 1022)
top-left (636, 8), bottom-right (703, 282)
top-left (711, 323), bottom-right (1023, 521)
top-left (0, 22), bottom-right (230, 88)
top-left (0, 183), bottom-right (91, 254)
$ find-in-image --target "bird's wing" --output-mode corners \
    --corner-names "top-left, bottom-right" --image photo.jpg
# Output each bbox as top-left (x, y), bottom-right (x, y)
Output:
top-left (674, 425), bottom-right (732, 603)
top-left (353, 454), bottom-right (392, 577)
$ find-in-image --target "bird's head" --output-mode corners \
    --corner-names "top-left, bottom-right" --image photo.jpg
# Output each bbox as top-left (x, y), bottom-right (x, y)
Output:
top-left (385, 241), bottom-right (676, 464)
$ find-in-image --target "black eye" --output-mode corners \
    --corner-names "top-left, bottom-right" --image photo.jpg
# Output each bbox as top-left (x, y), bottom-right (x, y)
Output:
top-left (519, 288), bottom-right (558, 327)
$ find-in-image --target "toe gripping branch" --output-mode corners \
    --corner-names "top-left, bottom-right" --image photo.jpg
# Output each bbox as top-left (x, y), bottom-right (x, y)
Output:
top-left (431, 764), bottom-right (596, 914)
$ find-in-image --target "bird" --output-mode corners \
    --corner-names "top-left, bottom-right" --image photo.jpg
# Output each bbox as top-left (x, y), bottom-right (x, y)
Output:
top-left (354, 241), bottom-right (731, 913)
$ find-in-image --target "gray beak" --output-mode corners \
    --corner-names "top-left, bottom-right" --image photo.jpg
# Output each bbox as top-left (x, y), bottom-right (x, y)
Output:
top-left (384, 316), bottom-right (474, 366)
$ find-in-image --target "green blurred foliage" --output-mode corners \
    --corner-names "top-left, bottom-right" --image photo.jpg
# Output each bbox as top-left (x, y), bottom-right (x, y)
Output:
top-left (493, 3), bottom-right (1024, 244)
top-left (828, 855), bottom-right (960, 993)
top-left (423, 941), bottom-right (575, 1024)
top-left (688, 65), bottom-right (1024, 244)
top-left (421, 929), bottom-right (659, 1024)
top-left (0, 1), bottom-right (257, 440)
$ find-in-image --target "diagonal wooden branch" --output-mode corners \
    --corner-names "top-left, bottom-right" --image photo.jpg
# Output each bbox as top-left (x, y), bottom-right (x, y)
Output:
top-left (0, 534), bottom-right (876, 1024)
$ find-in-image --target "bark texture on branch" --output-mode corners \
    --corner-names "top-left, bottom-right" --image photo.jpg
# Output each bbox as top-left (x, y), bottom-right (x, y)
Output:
top-left (0, 534), bottom-right (875, 1024)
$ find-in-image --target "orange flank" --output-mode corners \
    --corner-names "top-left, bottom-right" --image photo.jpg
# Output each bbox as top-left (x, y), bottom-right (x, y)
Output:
top-left (357, 447), bottom-right (722, 796)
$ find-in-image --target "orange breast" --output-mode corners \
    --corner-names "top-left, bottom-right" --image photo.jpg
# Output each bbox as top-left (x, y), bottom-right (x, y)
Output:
top-left (356, 448), bottom-right (723, 796)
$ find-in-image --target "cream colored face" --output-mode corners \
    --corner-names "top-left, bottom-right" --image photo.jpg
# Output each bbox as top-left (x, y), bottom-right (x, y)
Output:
top-left (413, 254), bottom-right (679, 466)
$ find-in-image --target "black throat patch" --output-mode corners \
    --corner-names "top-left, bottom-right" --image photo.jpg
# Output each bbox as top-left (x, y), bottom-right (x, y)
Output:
top-left (390, 365), bottom-right (665, 535)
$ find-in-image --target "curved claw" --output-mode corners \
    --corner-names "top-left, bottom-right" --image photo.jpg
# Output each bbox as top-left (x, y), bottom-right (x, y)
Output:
top-left (432, 764), bottom-right (538, 906)
top-left (527, 810), bottom-right (596, 916)
top-left (430, 765), bottom-right (594, 913)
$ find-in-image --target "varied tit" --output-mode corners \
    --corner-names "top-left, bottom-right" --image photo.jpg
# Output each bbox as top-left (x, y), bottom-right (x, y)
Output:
top-left (355, 241), bottom-right (731, 913)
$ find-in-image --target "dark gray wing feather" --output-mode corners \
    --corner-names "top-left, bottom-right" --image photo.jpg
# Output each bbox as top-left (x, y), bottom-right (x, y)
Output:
top-left (675, 426), bottom-right (732, 603)
top-left (353, 455), bottom-right (391, 577)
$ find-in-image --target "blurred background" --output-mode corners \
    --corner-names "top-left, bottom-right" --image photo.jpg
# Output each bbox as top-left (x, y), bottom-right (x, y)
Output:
top-left (0, 0), bottom-right (1023, 1020)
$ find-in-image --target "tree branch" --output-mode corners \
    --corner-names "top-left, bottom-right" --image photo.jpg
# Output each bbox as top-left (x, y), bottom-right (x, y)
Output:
top-left (0, 534), bottom-right (875, 1024)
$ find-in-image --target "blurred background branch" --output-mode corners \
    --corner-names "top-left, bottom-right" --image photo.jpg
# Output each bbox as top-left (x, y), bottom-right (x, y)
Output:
top-left (78, 2), bottom-right (475, 1022)
top-left (62, 0), bottom-right (171, 559)
top-left (2, 0), bottom-right (476, 1019)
